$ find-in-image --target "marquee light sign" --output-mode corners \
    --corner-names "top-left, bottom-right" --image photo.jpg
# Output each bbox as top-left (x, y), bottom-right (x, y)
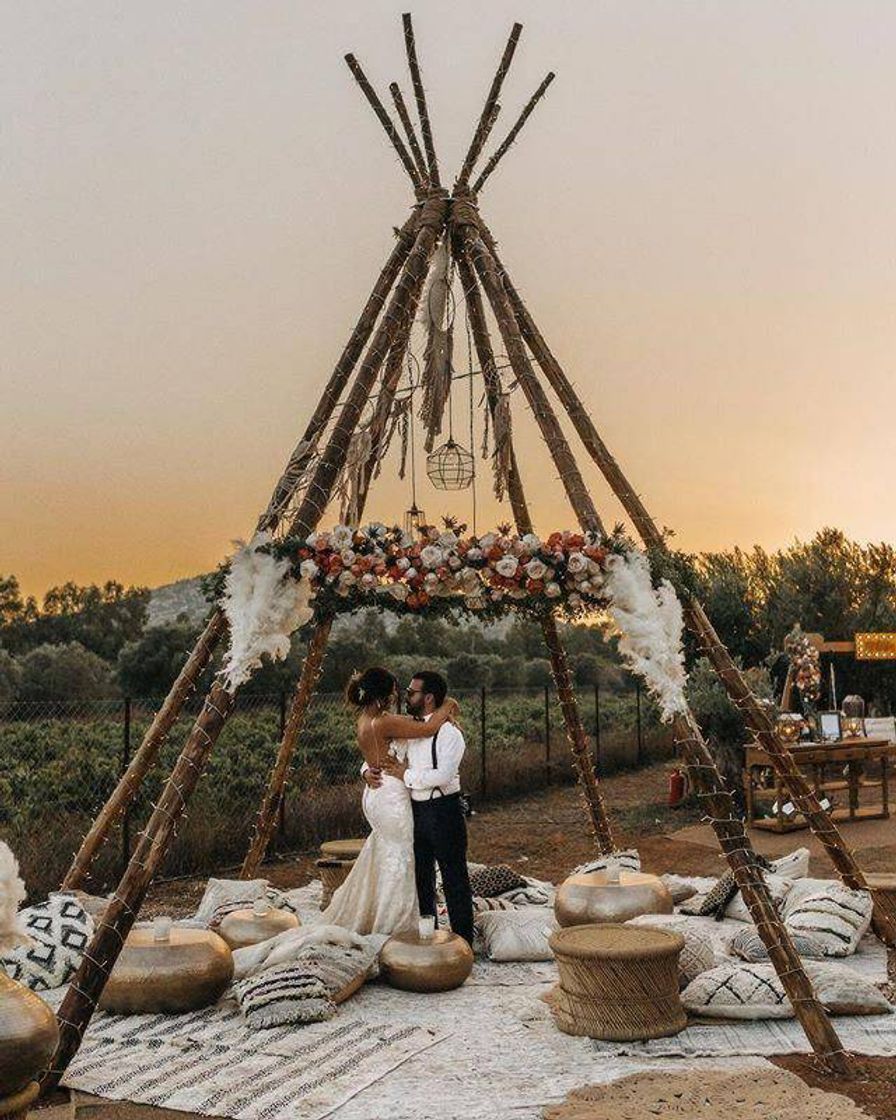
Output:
top-left (855, 633), bottom-right (896, 661)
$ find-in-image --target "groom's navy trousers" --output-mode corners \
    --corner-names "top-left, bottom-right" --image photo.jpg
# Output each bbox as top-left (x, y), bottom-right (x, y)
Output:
top-left (412, 792), bottom-right (474, 946)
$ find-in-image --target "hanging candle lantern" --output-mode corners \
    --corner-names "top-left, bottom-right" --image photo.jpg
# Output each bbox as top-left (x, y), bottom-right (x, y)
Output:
top-left (426, 438), bottom-right (474, 491)
top-left (404, 503), bottom-right (427, 536)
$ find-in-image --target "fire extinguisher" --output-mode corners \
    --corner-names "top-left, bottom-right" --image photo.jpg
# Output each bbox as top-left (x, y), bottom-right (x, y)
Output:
top-left (668, 768), bottom-right (686, 807)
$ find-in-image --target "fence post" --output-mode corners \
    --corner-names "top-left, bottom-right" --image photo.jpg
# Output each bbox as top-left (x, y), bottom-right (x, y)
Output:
top-left (480, 686), bottom-right (487, 798)
top-left (120, 697), bottom-right (132, 877)
top-left (277, 691), bottom-right (287, 842)
top-left (635, 681), bottom-right (643, 766)
top-left (544, 683), bottom-right (551, 785)
top-left (594, 679), bottom-right (600, 777)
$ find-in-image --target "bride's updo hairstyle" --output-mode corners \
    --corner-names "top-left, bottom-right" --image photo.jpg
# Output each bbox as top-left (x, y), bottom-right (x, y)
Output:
top-left (345, 666), bottom-right (398, 710)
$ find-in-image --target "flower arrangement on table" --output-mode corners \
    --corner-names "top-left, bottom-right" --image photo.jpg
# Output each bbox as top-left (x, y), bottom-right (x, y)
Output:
top-left (783, 625), bottom-right (821, 705)
top-left (273, 520), bottom-right (630, 622)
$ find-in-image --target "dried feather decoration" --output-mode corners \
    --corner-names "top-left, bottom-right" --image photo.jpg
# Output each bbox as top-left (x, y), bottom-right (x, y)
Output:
top-left (418, 240), bottom-right (453, 451)
top-left (491, 391), bottom-right (513, 500)
top-left (220, 532), bottom-right (314, 692)
top-left (375, 395), bottom-right (412, 481)
top-left (334, 427), bottom-right (373, 527)
top-left (258, 437), bottom-right (319, 536)
top-left (0, 840), bottom-right (27, 950)
top-left (603, 550), bottom-right (687, 722)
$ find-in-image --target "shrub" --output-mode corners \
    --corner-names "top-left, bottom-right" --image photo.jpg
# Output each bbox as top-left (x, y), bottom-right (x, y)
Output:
top-left (18, 642), bottom-right (117, 701)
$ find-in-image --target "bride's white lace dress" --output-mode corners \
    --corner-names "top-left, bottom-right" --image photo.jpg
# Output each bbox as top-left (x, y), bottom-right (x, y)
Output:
top-left (321, 744), bottom-right (419, 936)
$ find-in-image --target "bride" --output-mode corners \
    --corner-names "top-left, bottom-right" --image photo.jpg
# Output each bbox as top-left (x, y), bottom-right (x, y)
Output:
top-left (321, 665), bottom-right (458, 936)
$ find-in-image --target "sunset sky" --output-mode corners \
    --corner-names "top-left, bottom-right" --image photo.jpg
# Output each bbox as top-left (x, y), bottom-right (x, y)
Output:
top-left (5, 1), bottom-right (896, 599)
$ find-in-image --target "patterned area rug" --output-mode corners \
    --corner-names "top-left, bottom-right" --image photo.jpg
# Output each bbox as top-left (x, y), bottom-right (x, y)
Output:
top-left (62, 1004), bottom-right (443, 1120)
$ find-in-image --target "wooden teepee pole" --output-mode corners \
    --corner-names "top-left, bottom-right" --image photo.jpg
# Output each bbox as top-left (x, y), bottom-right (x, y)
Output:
top-left (456, 22), bottom-right (522, 187)
top-left (457, 208), bottom-right (849, 1070)
top-left (44, 197), bottom-right (450, 1092)
top-left (471, 73), bottom-right (555, 194)
top-left (402, 13), bottom-right (440, 189)
top-left (60, 210), bottom-right (423, 894)
top-left (390, 82), bottom-right (429, 186)
top-left (478, 218), bottom-right (896, 948)
top-left (345, 54), bottom-right (423, 193)
top-left (452, 215), bottom-right (615, 853)
top-left (240, 244), bottom-right (431, 878)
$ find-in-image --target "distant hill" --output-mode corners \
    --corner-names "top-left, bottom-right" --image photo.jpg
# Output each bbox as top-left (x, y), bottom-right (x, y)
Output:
top-left (147, 576), bottom-right (208, 627)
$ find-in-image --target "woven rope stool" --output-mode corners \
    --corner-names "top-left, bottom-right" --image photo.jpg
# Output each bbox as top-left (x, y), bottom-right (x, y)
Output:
top-left (320, 838), bottom-right (365, 861)
top-left (316, 858), bottom-right (354, 909)
top-left (549, 924), bottom-right (686, 1041)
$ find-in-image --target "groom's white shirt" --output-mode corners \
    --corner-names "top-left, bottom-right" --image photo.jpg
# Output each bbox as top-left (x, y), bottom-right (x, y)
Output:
top-left (402, 713), bottom-right (465, 801)
top-left (361, 713), bottom-right (465, 800)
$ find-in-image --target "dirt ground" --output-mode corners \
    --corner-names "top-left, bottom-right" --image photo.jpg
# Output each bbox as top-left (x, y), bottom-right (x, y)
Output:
top-left (39, 762), bottom-right (896, 1119)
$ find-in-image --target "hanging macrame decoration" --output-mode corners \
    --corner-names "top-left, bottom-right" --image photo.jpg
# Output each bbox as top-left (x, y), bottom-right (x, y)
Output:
top-left (426, 437), bottom-right (475, 490)
top-left (490, 391), bottom-right (513, 500)
top-left (334, 426), bottom-right (373, 526)
top-left (419, 241), bottom-right (453, 451)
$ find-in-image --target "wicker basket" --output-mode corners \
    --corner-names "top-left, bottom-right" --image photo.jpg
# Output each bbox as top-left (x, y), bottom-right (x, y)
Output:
top-left (316, 858), bottom-right (354, 909)
top-left (549, 923), bottom-right (686, 1042)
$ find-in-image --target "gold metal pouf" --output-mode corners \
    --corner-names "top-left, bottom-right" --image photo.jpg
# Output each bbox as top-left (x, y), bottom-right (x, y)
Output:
top-left (0, 971), bottom-right (59, 1112)
top-left (554, 870), bottom-right (673, 928)
top-left (98, 922), bottom-right (233, 1015)
top-left (380, 929), bottom-right (473, 992)
top-left (219, 904), bottom-right (299, 950)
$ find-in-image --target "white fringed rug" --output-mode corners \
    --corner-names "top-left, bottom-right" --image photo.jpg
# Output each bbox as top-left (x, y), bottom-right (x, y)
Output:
top-left (62, 1004), bottom-right (444, 1120)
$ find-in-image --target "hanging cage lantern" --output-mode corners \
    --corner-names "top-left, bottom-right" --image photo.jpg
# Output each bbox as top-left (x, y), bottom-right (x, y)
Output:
top-left (404, 503), bottom-right (427, 536)
top-left (426, 438), bottom-right (474, 491)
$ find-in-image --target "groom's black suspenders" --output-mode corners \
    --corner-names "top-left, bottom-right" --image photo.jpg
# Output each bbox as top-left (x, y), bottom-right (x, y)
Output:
top-left (429, 726), bottom-right (443, 800)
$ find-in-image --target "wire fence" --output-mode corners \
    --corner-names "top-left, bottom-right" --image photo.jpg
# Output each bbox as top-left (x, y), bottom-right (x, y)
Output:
top-left (0, 679), bottom-right (672, 899)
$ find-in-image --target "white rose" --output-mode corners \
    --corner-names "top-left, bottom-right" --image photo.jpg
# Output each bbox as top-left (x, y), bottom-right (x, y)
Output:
top-left (510, 538), bottom-right (526, 557)
top-left (521, 533), bottom-right (541, 552)
top-left (340, 548), bottom-right (356, 565)
top-left (338, 570), bottom-right (356, 589)
top-left (587, 558), bottom-right (603, 576)
top-left (299, 559), bottom-right (319, 580)
top-left (396, 556), bottom-right (410, 571)
top-left (545, 581), bottom-right (561, 598)
top-left (479, 533), bottom-right (496, 550)
top-left (332, 525), bottom-right (353, 549)
top-left (420, 544), bottom-right (444, 569)
top-left (448, 554), bottom-right (462, 571)
top-left (495, 556), bottom-right (519, 578)
top-left (568, 592), bottom-right (582, 608)
top-left (567, 552), bottom-right (588, 574)
top-left (525, 558), bottom-right (548, 580)
top-left (405, 567), bottom-right (418, 580)
top-left (465, 547), bottom-right (483, 562)
top-left (388, 583), bottom-right (409, 602)
top-left (360, 573), bottom-right (377, 590)
top-left (438, 530), bottom-right (458, 549)
top-left (424, 572), bottom-right (439, 589)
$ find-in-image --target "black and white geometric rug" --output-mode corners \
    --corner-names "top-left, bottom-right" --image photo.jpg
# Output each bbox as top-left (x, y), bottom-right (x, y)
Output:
top-left (62, 1004), bottom-right (444, 1120)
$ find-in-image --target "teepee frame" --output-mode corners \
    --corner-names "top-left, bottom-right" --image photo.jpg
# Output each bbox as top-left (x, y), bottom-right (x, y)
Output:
top-left (46, 13), bottom-right (890, 1087)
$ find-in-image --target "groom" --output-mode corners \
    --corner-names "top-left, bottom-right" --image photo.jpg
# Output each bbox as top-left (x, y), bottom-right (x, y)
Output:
top-left (365, 670), bottom-right (474, 945)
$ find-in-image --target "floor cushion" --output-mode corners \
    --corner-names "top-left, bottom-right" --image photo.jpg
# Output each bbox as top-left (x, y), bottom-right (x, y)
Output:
top-left (805, 962), bottom-right (893, 1016)
top-left (572, 849), bottom-right (640, 875)
top-left (782, 879), bottom-right (873, 957)
top-left (468, 864), bottom-right (528, 898)
top-left (724, 873), bottom-right (793, 923)
top-left (0, 894), bottom-right (93, 991)
top-left (771, 847), bottom-right (810, 880)
top-left (625, 913), bottom-right (715, 988)
top-left (472, 896), bottom-right (518, 913)
top-left (681, 962), bottom-right (794, 1019)
top-left (728, 926), bottom-right (827, 963)
top-left (475, 908), bottom-right (556, 961)
top-left (234, 939), bottom-right (377, 1028)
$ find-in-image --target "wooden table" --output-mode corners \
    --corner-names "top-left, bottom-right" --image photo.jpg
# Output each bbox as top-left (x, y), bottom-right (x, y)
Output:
top-left (743, 738), bottom-right (895, 833)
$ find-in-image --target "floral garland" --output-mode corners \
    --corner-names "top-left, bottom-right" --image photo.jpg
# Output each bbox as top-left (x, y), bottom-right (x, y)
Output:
top-left (783, 624), bottom-right (822, 704)
top-left (270, 521), bottom-right (631, 622)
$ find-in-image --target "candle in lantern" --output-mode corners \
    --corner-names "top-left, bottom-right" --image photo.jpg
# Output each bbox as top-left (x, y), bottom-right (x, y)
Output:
top-left (418, 915), bottom-right (435, 941)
